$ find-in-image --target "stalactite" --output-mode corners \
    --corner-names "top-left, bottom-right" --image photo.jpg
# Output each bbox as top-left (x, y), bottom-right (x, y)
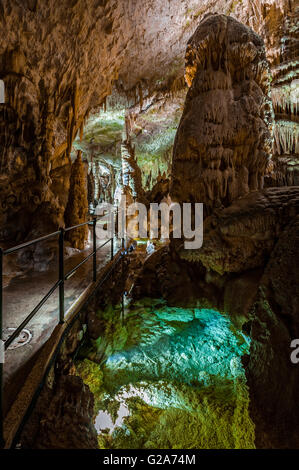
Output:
top-left (274, 120), bottom-right (299, 155)
top-left (80, 121), bottom-right (84, 142)
top-left (272, 84), bottom-right (299, 117)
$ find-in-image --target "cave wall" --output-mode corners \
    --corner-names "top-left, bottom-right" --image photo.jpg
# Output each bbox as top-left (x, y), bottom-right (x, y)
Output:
top-left (132, 186), bottom-right (299, 448)
top-left (0, 0), bottom-right (212, 243)
top-left (188, 186), bottom-right (299, 267)
top-left (0, 1), bottom-right (298, 449)
top-left (246, 215), bottom-right (299, 448)
top-left (64, 150), bottom-right (88, 250)
top-left (121, 139), bottom-right (146, 205)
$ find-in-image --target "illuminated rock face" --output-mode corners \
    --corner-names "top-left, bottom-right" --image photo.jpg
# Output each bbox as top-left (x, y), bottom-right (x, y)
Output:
top-left (171, 14), bottom-right (273, 214)
top-left (256, 0), bottom-right (299, 187)
top-left (121, 140), bottom-right (146, 205)
top-left (77, 302), bottom-right (254, 449)
top-left (186, 186), bottom-right (299, 269)
top-left (0, 0), bottom-right (212, 243)
top-left (64, 151), bottom-right (88, 250)
top-left (0, 1), bottom-right (297, 244)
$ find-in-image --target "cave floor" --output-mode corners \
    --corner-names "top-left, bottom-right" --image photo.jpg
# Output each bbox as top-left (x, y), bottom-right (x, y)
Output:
top-left (2, 235), bottom-right (121, 408)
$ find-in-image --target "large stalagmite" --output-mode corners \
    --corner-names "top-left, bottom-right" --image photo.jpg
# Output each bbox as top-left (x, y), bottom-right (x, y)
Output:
top-left (171, 14), bottom-right (273, 215)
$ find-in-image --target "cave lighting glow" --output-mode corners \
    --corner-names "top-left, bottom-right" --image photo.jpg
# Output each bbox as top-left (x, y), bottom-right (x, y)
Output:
top-left (91, 305), bottom-right (251, 439)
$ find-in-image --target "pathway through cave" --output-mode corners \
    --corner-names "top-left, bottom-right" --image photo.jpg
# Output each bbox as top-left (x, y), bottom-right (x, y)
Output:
top-left (2, 231), bottom-right (121, 413)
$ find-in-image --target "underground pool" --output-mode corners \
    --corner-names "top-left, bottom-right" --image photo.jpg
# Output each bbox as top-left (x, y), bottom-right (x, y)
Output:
top-left (76, 299), bottom-right (255, 449)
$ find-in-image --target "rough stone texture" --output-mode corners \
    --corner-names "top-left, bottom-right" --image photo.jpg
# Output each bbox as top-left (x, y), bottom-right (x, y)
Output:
top-left (1, 0), bottom-right (298, 449)
top-left (255, 1), bottom-right (299, 188)
top-left (21, 374), bottom-right (98, 449)
top-left (87, 169), bottom-right (96, 208)
top-left (171, 14), bottom-right (273, 215)
top-left (64, 150), bottom-right (88, 249)
top-left (132, 245), bottom-right (210, 307)
top-left (188, 187), bottom-right (299, 273)
top-left (146, 173), bottom-right (170, 204)
top-left (246, 215), bottom-right (299, 448)
top-left (121, 139), bottom-right (147, 205)
top-left (17, 250), bottom-right (132, 449)
top-left (132, 189), bottom-right (299, 448)
top-left (0, 0), bottom-right (210, 243)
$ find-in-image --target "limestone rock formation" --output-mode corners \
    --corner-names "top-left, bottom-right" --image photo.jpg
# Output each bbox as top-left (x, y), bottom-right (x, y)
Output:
top-left (64, 150), bottom-right (88, 249)
top-left (1, 0), bottom-right (298, 451)
top-left (246, 215), bottom-right (299, 448)
top-left (132, 244), bottom-right (219, 310)
top-left (0, 0), bottom-right (211, 244)
top-left (87, 169), bottom-right (95, 208)
top-left (191, 187), bottom-right (299, 272)
top-left (146, 173), bottom-right (169, 204)
top-left (0, 1), bottom-right (297, 246)
top-left (252, 0), bottom-right (299, 189)
top-left (132, 187), bottom-right (299, 448)
top-left (171, 14), bottom-right (273, 215)
top-left (121, 139), bottom-right (147, 205)
top-left (21, 375), bottom-right (98, 449)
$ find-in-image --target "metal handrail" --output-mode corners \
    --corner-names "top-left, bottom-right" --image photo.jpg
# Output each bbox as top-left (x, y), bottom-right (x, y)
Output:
top-left (0, 213), bottom-right (124, 447)
top-left (96, 237), bottom-right (114, 252)
top-left (65, 250), bottom-right (97, 280)
top-left (3, 230), bottom-right (61, 255)
top-left (10, 240), bottom-right (130, 450)
top-left (64, 220), bottom-right (93, 232)
top-left (4, 280), bottom-right (61, 350)
top-left (1, 218), bottom-right (115, 341)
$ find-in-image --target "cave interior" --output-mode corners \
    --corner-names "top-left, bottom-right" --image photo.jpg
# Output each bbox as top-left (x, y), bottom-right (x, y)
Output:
top-left (0, 0), bottom-right (299, 450)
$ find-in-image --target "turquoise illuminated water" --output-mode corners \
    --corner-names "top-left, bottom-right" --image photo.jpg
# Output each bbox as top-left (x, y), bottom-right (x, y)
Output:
top-left (77, 299), bottom-right (254, 448)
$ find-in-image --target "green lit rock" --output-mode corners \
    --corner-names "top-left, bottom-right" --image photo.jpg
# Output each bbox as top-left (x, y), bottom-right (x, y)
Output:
top-left (77, 301), bottom-right (255, 449)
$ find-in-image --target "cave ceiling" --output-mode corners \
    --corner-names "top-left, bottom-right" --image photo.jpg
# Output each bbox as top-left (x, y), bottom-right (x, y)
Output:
top-left (1, 0), bottom-right (298, 158)
top-left (64, 0), bottom-right (298, 186)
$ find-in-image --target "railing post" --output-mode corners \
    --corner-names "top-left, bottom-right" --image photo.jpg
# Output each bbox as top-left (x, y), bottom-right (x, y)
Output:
top-left (111, 237), bottom-right (114, 261)
top-left (59, 228), bottom-right (65, 324)
top-left (121, 252), bottom-right (125, 324)
top-left (0, 248), bottom-right (4, 448)
top-left (93, 217), bottom-right (97, 282)
top-left (111, 210), bottom-right (114, 260)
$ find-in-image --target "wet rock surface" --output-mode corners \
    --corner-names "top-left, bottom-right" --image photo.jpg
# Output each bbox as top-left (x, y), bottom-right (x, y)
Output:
top-left (132, 187), bottom-right (299, 447)
top-left (0, 1), bottom-right (298, 244)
